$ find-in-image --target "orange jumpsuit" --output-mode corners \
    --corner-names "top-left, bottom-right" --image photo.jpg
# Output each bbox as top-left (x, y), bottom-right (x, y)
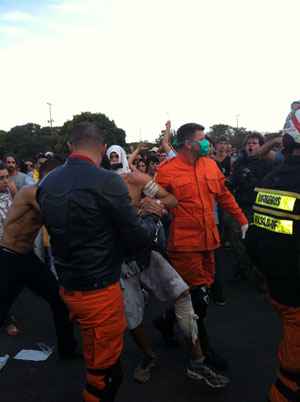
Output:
top-left (61, 283), bottom-right (126, 402)
top-left (156, 154), bottom-right (248, 287)
top-left (268, 300), bottom-right (300, 402)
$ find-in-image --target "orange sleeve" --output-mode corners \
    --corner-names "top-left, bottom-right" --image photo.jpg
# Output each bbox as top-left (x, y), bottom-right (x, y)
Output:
top-left (155, 166), bottom-right (172, 192)
top-left (215, 167), bottom-right (248, 226)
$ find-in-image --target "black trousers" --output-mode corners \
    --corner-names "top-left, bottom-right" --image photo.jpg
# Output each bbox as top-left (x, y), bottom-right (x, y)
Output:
top-left (190, 286), bottom-right (210, 355)
top-left (210, 248), bottom-right (225, 302)
top-left (0, 248), bottom-right (76, 355)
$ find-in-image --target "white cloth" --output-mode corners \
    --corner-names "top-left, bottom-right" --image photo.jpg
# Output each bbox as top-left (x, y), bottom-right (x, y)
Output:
top-left (106, 145), bottom-right (130, 174)
top-left (283, 101), bottom-right (300, 143)
top-left (121, 251), bottom-right (188, 330)
top-left (175, 294), bottom-right (199, 344)
top-left (241, 224), bottom-right (249, 239)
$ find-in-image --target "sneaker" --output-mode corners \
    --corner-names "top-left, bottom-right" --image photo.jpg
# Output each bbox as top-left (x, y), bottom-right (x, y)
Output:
top-left (205, 349), bottom-right (229, 372)
top-left (133, 355), bottom-right (157, 383)
top-left (187, 361), bottom-right (230, 388)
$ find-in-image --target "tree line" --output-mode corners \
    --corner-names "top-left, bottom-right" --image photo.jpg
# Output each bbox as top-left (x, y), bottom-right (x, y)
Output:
top-left (0, 112), bottom-right (126, 161)
top-left (0, 112), bottom-right (280, 161)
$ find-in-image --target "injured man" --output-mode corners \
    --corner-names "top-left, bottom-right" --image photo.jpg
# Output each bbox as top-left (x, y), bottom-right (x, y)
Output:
top-left (107, 145), bottom-right (229, 389)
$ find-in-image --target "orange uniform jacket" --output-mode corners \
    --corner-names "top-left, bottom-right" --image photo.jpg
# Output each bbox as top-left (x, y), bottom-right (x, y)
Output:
top-left (156, 154), bottom-right (248, 253)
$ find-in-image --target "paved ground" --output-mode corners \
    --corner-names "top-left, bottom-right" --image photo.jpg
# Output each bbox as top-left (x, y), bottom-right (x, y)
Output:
top-left (0, 249), bottom-right (281, 402)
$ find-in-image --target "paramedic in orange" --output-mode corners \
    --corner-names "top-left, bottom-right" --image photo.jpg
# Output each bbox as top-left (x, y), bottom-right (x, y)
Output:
top-left (156, 123), bottom-right (248, 370)
top-left (37, 122), bottom-right (160, 402)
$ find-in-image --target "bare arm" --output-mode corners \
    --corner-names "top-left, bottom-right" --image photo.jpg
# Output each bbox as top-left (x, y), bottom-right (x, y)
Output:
top-left (123, 168), bottom-right (178, 209)
top-left (251, 137), bottom-right (282, 160)
top-left (155, 185), bottom-right (177, 208)
top-left (161, 120), bottom-right (174, 154)
top-left (128, 144), bottom-right (148, 169)
top-left (128, 147), bottom-right (141, 170)
top-left (4, 186), bottom-right (39, 226)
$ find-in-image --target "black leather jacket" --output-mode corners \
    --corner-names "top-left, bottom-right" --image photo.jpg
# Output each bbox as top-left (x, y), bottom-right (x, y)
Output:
top-left (37, 156), bottom-right (155, 291)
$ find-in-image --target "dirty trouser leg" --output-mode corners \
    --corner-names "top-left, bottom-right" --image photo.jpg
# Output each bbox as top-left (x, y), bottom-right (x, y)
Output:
top-left (61, 283), bottom-right (126, 402)
top-left (269, 300), bottom-right (300, 402)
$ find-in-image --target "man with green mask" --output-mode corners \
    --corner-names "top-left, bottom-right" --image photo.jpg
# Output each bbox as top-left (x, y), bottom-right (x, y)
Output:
top-left (156, 123), bottom-right (248, 377)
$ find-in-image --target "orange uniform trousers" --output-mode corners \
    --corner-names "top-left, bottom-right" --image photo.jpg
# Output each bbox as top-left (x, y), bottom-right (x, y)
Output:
top-left (168, 250), bottom-right (215, 288)
top-left (61, 283), bottom-right (126, 402)
top-left (269, 299), bottom-right (300, 402)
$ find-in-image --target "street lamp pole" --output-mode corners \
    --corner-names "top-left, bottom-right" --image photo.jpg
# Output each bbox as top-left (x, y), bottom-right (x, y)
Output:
top-left (235, 114), bottom-right (240, 130)
top-left (47, 102), bottom-right (54, 134)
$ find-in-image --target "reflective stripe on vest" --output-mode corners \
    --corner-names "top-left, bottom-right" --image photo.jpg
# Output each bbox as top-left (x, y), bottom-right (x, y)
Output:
top-left (255, 190), bottom-right (296, 212)
top-left (253, 205), bottom-right (300, 221)
top-left (255, 187), bottom-right (300, 201)
top-left (253, 212), bottom-right (294, 235)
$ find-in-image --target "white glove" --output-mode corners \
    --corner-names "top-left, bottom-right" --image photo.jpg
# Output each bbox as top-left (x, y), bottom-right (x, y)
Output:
top-left (241, 224), bottom-right (249, 239)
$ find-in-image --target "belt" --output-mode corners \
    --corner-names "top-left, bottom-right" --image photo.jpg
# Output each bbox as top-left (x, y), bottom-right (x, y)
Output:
top-left (62, 276), bottom-right (117, 292)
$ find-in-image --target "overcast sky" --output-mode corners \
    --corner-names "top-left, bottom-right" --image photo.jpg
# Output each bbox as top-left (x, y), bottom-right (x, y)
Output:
top-left (0, 0), bottom-right (299, 142)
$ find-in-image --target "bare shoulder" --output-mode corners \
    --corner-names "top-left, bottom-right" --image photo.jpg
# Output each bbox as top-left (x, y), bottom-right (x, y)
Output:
top-left (15, 185), bottom-right (39, 209)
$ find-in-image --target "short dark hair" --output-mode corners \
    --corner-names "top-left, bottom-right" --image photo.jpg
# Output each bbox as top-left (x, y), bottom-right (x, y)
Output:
top-left (148, 154), bottom-right (160, 164)
top-left (137, 158), bottom-right (147, 167)
top-left (4, 155), bottom-right (17, 163)
top-left (69, 122), bottom-right (105, 148)
top-left (176, 123), bottom-right (205, 148)
top-left (39, 155), bottom-right (65, 179)
top-left (244, 133), bottom-right (265, 147)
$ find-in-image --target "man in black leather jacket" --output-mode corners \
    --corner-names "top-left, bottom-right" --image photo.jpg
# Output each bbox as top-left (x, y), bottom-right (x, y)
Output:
top-left (230, 133), bottom-right (275, 216)
top-left (227, 133), bottom-right (275, 279)
top-left (37, 122), bottom-right (160, 402)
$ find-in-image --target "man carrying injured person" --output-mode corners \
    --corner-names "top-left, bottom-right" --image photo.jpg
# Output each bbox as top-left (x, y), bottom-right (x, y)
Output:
top-left (107, 145), bottom-right (230, 389)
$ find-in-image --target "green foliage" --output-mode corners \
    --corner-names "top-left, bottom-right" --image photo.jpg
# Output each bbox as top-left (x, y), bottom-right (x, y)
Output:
top-left (207, 124), bottom-right (259, 149)
top-left (60, 112), bottom-right (126, 149)
top-left (0, 114), bottom-right (281, 162)
top-left (0, 112), bottom-right (127, 161)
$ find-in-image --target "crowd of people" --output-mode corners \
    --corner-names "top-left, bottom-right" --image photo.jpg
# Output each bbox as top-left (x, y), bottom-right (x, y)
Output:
top-left (0, 100), bottom-right (300, 402)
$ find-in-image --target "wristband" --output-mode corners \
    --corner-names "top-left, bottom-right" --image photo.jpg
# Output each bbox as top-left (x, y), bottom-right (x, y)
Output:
top-left (143, 179), bottom-right (160, 198)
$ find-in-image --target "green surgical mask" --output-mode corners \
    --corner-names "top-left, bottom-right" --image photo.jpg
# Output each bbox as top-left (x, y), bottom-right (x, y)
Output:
top-left (192, 138), bottom-right (210, 157)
